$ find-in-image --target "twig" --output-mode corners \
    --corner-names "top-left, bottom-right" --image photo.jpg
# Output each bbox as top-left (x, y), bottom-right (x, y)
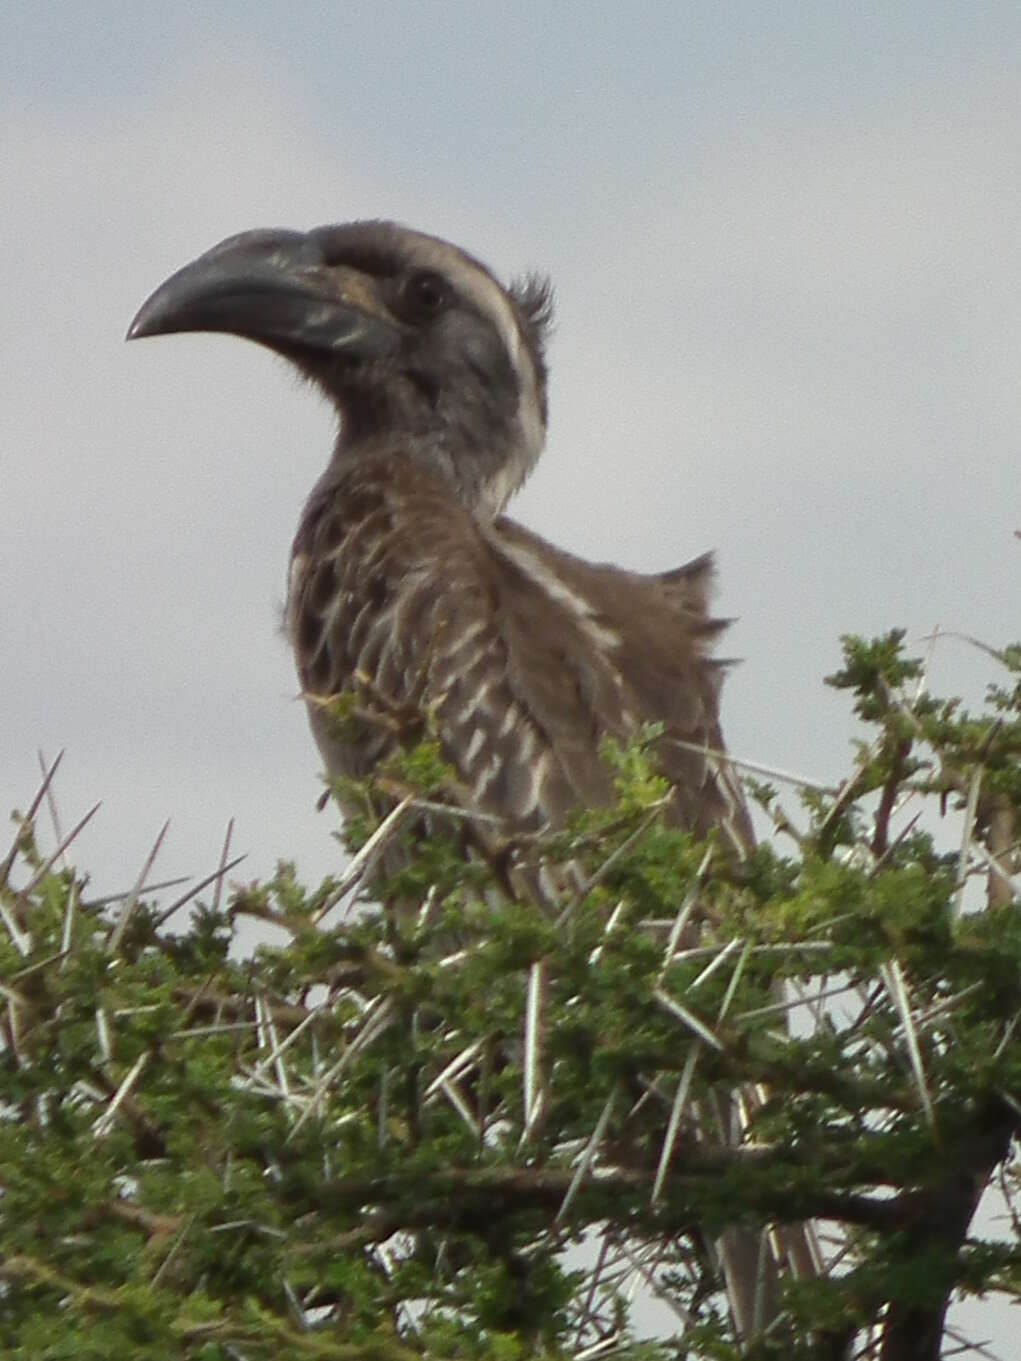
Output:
top-left (108, 820), bottom-right (170, 952)
top-left (0, 751), bottom-right (65, 890)
top-left (952, 766), bottom-right (984, 922)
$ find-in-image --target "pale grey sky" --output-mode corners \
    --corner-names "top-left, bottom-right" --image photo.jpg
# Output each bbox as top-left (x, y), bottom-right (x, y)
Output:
top-left (3, 6), bottom-right (1019, 1344)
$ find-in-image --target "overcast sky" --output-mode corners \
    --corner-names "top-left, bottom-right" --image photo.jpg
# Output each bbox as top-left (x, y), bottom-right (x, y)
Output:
top-left (4, 2), bottom-right (1020, 1349)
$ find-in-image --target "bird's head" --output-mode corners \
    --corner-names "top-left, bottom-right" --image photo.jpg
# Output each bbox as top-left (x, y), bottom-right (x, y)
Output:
top-left (128, 221), bottom-right (552, 516)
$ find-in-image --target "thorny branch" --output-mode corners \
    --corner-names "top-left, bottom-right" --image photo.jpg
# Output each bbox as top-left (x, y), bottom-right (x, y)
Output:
top-left (2, 629), bottom-right (1020, 1360)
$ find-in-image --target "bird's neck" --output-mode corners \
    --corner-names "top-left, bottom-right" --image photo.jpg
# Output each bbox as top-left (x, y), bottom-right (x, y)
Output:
top-left (331, 423), bottom-right (539, 519)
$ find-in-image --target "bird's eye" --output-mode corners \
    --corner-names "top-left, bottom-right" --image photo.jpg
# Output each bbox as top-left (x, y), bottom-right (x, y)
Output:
top-left (402, 270), bottom-right (449, 319)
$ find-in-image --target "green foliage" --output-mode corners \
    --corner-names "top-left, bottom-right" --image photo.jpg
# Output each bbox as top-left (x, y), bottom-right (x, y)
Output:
top-left (1, 632), bottom-right (1019, 1359)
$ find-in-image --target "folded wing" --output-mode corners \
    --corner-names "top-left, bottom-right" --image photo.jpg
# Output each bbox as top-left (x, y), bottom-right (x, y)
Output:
top-left (288, 454), bottom-right (752, 853)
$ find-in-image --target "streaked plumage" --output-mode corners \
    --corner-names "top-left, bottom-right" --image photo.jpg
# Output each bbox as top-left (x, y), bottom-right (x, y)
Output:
top-left (129, 220), bottom-right (752, 856)
top-left (128, 219), bottom-right (814, 1342)
top-left (290, 452), bottom-right (749, 849)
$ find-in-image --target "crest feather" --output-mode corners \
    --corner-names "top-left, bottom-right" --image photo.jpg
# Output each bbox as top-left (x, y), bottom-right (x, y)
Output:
top-left (509, 272), bottom-right (554, 370)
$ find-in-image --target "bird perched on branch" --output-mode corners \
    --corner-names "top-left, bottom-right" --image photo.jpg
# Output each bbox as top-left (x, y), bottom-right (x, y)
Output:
top-left (129, 223), bottom-right (822, 1345)
top-left (128, 220), bottom-right (753, 857)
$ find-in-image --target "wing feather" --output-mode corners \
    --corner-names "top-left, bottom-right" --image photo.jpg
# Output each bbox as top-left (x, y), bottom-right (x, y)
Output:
top-left (287, 454), bottom-right (752, 850)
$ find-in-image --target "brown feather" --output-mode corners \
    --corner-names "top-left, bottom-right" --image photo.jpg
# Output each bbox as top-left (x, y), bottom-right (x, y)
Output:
top-left (287, 453), bottom-right (753, 853)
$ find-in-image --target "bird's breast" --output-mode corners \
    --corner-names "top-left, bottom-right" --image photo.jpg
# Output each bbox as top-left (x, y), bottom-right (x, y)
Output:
top-left (284, 456), bottom-right (486, 781)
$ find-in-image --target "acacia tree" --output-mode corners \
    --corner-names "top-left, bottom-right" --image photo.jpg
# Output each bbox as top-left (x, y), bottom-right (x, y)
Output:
top-left (1, 632), bottom-right (1019, 1361)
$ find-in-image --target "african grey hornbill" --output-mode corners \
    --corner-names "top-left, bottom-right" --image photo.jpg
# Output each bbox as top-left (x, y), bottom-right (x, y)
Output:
top-left (128, 223), bottom-right (812, 1342)
top-left (128, 220), bottom-right (753, 857)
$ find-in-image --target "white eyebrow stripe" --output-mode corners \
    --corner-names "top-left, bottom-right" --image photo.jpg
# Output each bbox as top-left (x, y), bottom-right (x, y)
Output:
top-left (401, 228), bottom-right (546, 509)
top-left (404, 233), bottom-right (524, 362)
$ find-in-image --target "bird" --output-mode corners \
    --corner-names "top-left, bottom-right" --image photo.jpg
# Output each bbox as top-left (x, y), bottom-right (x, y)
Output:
top-left (127, 222), bottom-right (817, 1341)
top-left (127, 220), bottom-right (754, 860)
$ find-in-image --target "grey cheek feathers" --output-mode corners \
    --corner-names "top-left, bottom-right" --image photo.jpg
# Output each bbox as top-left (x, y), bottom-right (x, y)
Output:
top-left (427, 252), bottom-right (547, 516)
top-left (472, 334), bottom-right (546, 516)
